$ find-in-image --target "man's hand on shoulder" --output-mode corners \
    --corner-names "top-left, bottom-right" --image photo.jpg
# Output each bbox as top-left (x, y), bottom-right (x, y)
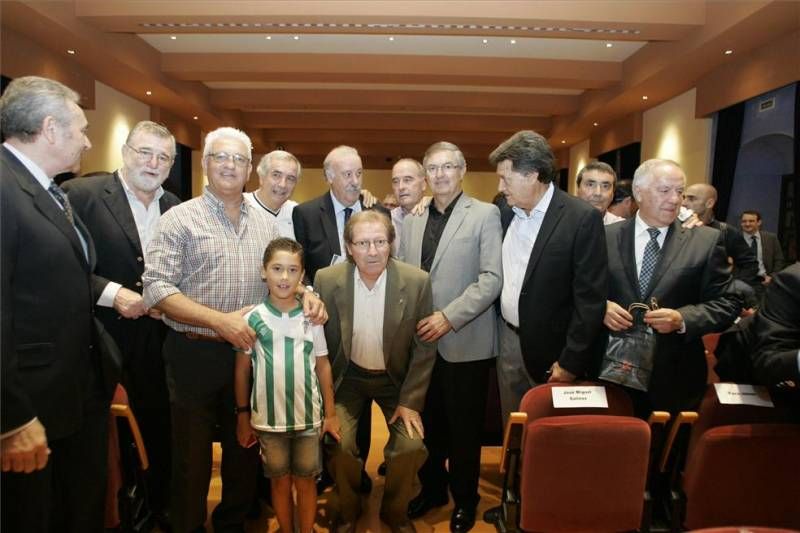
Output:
top-left (410, 196), bottom-right (432, 216)
top-left (1, 419), bottom-right (50, 473)
top-left (361, 188), bottom-right (377, 208)
top-left (113, 287), bottom-right (148, 319)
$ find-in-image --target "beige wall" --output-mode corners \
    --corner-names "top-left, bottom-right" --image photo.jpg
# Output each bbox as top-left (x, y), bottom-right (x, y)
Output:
top-left (641, 88), bottom-right (712, 185)
top-left (82, 81), bottom-right (150, 175)
top-left (568, 139), bottom-right (591, 195)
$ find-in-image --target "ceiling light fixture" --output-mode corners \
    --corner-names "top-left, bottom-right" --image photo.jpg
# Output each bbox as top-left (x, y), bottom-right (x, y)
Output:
top-left (606, 42), bottom-right (613, 48)
top-left (561, 140), bottom-right (566, 144)
top-left (642, 95), bottom-right (648, 100)
top-left (293, 35), bottom-right (300, 40)
top-left (67, 49), bottom-right (76, 55)
top-left (724, 49), bottom-right (733, 55)
top-left (265, 35), bottom-right (272, 40)
top-left (593, 122), bottom-right (599, 126)
top-left (193, 116), bottom-right (198, 120)
top-left (482, 38), bottom-right (488, 44)
top-left (389, 36), bottom-right (394, 41)
top-left (510, 39), bottom-right (516, 44)
top-left (145, 90), bottom-right (152, 96)
top-left (170, 35), bottom-right (177, 40)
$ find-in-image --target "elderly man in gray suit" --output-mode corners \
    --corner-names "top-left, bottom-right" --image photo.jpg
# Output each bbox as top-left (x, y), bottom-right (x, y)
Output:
top-left (398, 141), bottom-right (503, 532)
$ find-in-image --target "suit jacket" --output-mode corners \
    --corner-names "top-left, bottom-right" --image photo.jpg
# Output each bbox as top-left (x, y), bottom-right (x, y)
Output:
top-left (315, 259), bottom-right (436, 411)
top-left (1, 146), bottom-right (109, 438)
top-left (292, 192), bottom-right (390, 283)
top-left (604, 219), bottom-right (741, 412)
top-left (398, 193), bottom-right (502, 363)
top-left (759, 230), bottom-right (786, 275)
top-left (750, 262), bottom-right (800, 386)
top-left (62, 172), bottom-right (181, 406)
top-left (708, 219), bottom-right (759, 286)
top-left (500, 188), bottom-right (608, 381)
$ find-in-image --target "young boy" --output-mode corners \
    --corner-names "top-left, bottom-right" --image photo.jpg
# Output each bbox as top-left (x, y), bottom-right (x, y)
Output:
top-left (235, 238), bottom-right (340, 533)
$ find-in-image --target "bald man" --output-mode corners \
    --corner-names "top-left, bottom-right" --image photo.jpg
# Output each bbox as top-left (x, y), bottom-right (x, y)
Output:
top-left (682, 183), bottom-right (760, 292)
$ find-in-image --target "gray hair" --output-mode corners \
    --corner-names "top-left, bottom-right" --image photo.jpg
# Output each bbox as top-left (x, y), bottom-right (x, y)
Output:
top-left (393, 157), bottom-right (425, 177)
top-left (323, 145), bottom-right (359, 179)
top-left (257, 150), bottom-right (302, 179)
top-left (488, 130), bottom-right (555, 183)
top-left (0, 76), bottom-right (81, 142)
top-left (576, 160), bottom-right (616, 186)
top-left (632, 158), bottom-right (685, 193)
top-left (203, 127), bottom-right (253, 159)
top-left (423, 141), bottom-right (466, 168)
top-left (126, 120), bottom-right (176, 153)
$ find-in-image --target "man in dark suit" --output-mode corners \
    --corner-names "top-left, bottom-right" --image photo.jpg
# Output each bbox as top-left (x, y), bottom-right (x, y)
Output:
top-left (749, 262), bottom-right (800, 387)
top-left (740, 210), bottom-right (787, 292)
top-left (62, 120), bottom-right (182, 524)
top-left (316, 210), bottom-right (436, 533)
top-left (0, 76), bottom-right (117, 532)
top-left (293, 145), bottom-right (388, 491)
top-left (489, 131), bottom-right (609, 428)
top-left (603, 159), bottom-right (741, 415)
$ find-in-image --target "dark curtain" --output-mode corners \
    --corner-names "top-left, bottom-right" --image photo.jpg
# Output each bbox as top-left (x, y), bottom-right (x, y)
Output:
top-left (711, 102), bottom-right (746, 221)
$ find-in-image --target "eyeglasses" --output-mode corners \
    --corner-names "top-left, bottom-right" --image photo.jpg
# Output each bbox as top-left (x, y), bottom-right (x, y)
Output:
top-left (425, 162), bottom-right (462, 175)
top-left (125, 144), bottom-right (174, 166)
top-left (350, 239), bottom-right (390, 251)
top-left (207, 151), bottom-right (251, 168)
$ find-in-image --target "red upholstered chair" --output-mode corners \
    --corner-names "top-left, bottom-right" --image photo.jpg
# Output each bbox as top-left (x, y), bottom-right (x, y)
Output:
top-left (667, 385), bottom-right (800, 531)
top-left (493, 382), bottom-right (653, 533)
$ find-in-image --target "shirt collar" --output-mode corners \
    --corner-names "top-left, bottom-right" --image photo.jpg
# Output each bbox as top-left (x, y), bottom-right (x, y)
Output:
top-left (3, 142), bottom-right (51, 190)
top-left (635, 211), bottom-right (669, 237)
top-left (354, 266), bottom-right (387, 293)
top-left (330, 190), bottom-right (360, 214)
top-left (512, 182), bottom-right (553, 220)
top-left (203, 185), bottom-right (246, 214)
top-left (262, 298), bottom-right (303, 318)
top-left (118, 170), bottom-right (165, 204)
top-left (430, 191), bottom-right (462, 215)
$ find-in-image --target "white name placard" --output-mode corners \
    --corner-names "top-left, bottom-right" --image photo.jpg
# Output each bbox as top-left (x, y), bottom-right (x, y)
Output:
top-left (551, 386), bottom-right (609, 408)
top-left (714, 383), bottom-right (774, 407)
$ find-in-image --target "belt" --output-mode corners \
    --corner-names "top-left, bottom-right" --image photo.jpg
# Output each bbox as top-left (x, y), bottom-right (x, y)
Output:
top-left (350, 362), bottom-right (387, 375)
top-left (185, 332), bottom-right (228, 343)
top-left (503, 318), bottom-right (520, 334)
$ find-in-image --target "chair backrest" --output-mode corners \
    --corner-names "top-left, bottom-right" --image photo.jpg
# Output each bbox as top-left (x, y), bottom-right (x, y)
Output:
top-left (518, 381), bottom-right (634, 421)
top-left (683, 423), bottom-right (800, 530)
top-left (520, 414), bottom-right (651, 532)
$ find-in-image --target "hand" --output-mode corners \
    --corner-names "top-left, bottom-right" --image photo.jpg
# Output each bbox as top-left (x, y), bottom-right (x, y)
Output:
top-left (302, 290), bottom-right (328, 325)
top-left (147, 308), bottom-right (164, 320)
top-left (740, 307), bottom-right (756, 318)
top-left (762, 275), bottom-right (772, 285)
top-left (113, 287), bottom-right (148, 319)
top-left (1, 419), bottom-right (50, 473)
top-left (644, 308), bottom-right (684, 334)
top-left (410, 196), bottom-right (432, 216)
top-left (681, 213), bottom-right (704, 229)
top-left (236, 414), bottom-right (257, 448)
top-left (389, 405), bottom-right (424, 439)
top-left (547, 361), bottom-right (576, 383)
top-left (214, 307), bottom-right (256, 350)
top-left (321, 414), bottom-right (341, 442)
top-left (604, 300), bottom-right (633, 331)
top-left (361, 188), bottom-right (377, 208)
top-left (416, 311), bottom-right (452, 342)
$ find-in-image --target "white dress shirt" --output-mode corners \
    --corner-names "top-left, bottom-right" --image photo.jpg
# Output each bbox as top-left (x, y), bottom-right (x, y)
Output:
top-left (330, 191), bottom-right (362, 256)
top-left (603, 210), bottom-right (625, 225)
top-left (501, 182), bottom-right (554, 327)
top-left (351, 268), bottom-right (387, 370)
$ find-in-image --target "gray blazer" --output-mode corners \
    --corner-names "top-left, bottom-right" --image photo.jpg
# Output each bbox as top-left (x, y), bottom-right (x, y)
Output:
top-left (398, 193), bottom-right (503, 363)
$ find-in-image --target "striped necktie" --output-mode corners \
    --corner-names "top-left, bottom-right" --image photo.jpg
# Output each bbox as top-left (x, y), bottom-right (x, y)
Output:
top-left (48, 182), bottom-right (74, 225)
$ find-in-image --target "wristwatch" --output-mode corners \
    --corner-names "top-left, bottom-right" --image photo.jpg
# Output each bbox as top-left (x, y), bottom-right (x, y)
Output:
top-left (234, 405), bottom-right (251, 415)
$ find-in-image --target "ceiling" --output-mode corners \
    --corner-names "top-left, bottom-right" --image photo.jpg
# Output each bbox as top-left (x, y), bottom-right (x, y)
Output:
top-left (2, 1), bottom-right (798, 169)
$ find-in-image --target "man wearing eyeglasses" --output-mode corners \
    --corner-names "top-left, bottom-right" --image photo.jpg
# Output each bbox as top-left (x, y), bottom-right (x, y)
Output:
top-left (61, 120), bottom-right (181, 528)
top-left (398, 141), bottom-right (502, 532)
top-left (316, 210), bottom-right (435, 533)
top-left (143, 127), bottom-right (327, 533)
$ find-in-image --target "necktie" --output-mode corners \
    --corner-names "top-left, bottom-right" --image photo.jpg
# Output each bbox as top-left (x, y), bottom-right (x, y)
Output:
top-left (750, 235), bottom-right (758, 254)
top-left (639, 227), bottom-right (661, 297)
top-left (344, 206), bottom-right (352, 225)
top-left (48, 182), bottom-right (74, 225)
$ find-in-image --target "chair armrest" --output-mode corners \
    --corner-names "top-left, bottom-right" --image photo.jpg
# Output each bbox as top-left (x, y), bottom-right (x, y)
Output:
top-left (111, 403), bottom-right (150, 470)
top-left (659, 411), bottom-right (698, 473)
top-left (500, 412), bottom-right (527, 474)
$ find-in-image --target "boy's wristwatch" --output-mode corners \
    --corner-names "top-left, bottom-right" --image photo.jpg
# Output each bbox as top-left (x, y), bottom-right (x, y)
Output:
top-left (234, 405), bottom-right (251, 414)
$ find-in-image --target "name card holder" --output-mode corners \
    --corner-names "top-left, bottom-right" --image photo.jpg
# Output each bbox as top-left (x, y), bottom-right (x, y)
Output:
top-left (714, 383), bottom-right (774, 407)
top-left (551, 386), bottom-right (609, 408)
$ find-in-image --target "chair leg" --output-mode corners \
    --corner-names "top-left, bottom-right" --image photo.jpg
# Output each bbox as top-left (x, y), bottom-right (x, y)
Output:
top-left (669, 489), bottom-right (685, 533)
top-left (640, 491), bottom-right (652, 533)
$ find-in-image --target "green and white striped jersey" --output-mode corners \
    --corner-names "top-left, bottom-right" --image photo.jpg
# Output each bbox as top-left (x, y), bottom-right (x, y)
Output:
top-left (244, 300), bottom-right (328, 432)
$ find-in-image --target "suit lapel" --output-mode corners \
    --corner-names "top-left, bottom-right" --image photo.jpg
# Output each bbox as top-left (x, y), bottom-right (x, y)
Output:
top-left (102, 172), bottom-right (143, 256)
top-left (430, 194), bottom-right (470, 273)
top-left (521, 189), bottom-right (565, 287)
top-left (645, 221), bottom-right (687, 299)
top-left (334, 263), bottom-right (355, 360)
top-left (320, 194), bottom-right (342, 256)
top-left (382, 260), bottom-right (406, 365)
top-left (619, 219), bottom-right (639, 296)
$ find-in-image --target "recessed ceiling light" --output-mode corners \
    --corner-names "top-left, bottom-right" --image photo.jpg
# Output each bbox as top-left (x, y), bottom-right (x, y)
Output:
top-left (170, 35), bottom-right (177, 40)
top-left (389, 36), bottom-right (394, 41)
top-left (482, 38), bottom-right (488, 44)
top-left (593, 122), bottom-right (599, 127)
top-left (293, 35), bottom-right (300, 40)
top-left (561, 140), bottom-right (566, 144)
top-left (145, 90), bottom-right (152, 96)
top-left (193, 116), bottom-right (198, 120)
top-left (642, 95), bottom-right (648, 100)
top-left (510, 39), bottom-right (516, 44)
top-left (265, 35), bottom-right (272, 40)
top-left (724, 49), bottom-right (733, 55)
top-left (67, 49), bottom-right (76, 55)
top-left (606, 42), bottom-right (613, 48)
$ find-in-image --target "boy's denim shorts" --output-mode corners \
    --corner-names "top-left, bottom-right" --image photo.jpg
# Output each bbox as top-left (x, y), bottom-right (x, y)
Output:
top-left (257, 427), bottom-right (322, 478)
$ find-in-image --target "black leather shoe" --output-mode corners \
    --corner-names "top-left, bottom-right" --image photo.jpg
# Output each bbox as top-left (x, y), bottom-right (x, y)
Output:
top-left (449, 506), bottom-right (476, 532)
top-left (359, 469), bottom-right (373, 494)
top-left (407, 493), bottom-right (448, 519)
top-left (482, 505), bottom-right (502, 524)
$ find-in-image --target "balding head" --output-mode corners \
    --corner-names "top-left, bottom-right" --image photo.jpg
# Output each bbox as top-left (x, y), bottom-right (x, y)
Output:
top-left (682, 183), bottom-right (717, 222)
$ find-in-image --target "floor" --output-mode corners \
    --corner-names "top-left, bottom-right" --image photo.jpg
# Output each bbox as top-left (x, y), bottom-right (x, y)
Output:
top-left (206, 402), bottom-right (503, 532)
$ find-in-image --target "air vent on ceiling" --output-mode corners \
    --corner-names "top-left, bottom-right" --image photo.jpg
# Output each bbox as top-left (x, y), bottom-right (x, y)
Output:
top-left (758, 97), bottom-right (775, 112)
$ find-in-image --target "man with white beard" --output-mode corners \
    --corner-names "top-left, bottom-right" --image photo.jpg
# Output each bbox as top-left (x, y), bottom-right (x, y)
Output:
top-left (62, 120), bottom-right (182, 528)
